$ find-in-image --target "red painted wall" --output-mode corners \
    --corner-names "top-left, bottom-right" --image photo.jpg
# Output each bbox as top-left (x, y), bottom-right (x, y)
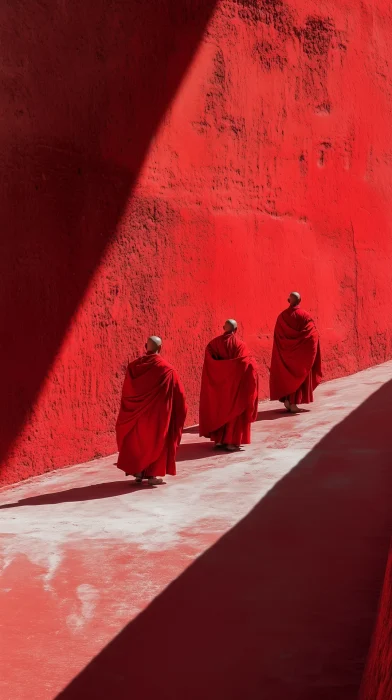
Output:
top-left (2, 0), bottom-right (392, 485)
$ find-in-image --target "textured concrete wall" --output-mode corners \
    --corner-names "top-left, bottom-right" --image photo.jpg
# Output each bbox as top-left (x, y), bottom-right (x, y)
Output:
top-left (2, 0), bottom-right (392, 484)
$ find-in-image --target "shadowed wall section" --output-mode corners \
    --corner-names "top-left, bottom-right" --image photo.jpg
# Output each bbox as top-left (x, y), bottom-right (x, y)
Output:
top-left (0, 0), bottom-right (218, 483)
top-left (2, 0), bottom-right (392, 483)
top-left (359, 542), bottom-right (392, 700)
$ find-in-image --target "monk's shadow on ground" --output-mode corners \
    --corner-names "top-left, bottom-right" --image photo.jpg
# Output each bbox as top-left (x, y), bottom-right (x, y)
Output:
top-left (0, 444), bottom-right (225, 507)
top-left (256, 408), bottom-right (295, 421)
top-left (183, 409), bottom-right (305, 429)
top-left (0, 480), bottom-right (149, 507)
top-left (58, 380), bottom-right (392, 700)
top-left (176, 441), bottom-right (222, 461)
top-left (257, 408), bottom-right (311, 421)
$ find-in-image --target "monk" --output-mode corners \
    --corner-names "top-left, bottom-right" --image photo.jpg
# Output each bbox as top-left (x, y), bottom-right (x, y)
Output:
top-left (270, 292), bottom-right (322, 413)
top-left (116, 336), bottom-right (187, 485)
top-left (199, 320), bottom-right (259, 451)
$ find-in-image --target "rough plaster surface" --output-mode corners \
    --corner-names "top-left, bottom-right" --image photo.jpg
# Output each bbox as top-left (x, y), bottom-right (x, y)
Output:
top-left (2, 0), bottom-right (392, 482)
top-left (0, 365), bottom-right (391, 698)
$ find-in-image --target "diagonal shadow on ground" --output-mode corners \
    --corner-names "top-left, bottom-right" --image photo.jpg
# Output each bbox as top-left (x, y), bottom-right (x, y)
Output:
top-left (0, 480), bottom-right (146, 507)
top-left (57, 380), bottom-right (392, 699)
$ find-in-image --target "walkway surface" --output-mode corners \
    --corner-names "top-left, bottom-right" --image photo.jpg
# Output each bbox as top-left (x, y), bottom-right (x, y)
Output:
top-left (1, 364), bottom-right (391, 700)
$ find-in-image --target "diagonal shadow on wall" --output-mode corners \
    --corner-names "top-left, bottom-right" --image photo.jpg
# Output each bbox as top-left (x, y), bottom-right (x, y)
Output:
top-left (0, 0), bottom-right (218, 477)
top-left (57, 380), bottom-right (392, 699)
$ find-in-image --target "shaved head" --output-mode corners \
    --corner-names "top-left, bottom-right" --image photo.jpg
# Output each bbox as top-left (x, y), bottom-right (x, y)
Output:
top-left (224, 319), bottom-right (238, 333)
top-left (288, 292), bottom-right (301, 307)
top-left (146, 335), bottom-right (162, 353)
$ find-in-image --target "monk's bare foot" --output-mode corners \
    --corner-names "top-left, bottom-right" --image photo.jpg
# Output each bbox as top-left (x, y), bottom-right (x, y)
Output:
top-left (226, 444), bottom-right (240, 452)
top-left (289, 404), bottom-right (301, 413)
top-left (148, 477), bottom-right (164, 486)
top-left (284, 399), bottom-right (291, 411)
top-left (125, 472), bottom-right (139, 481)
top-left (214, 443), bottom-right (225, 450)
top-left (134, 473), bottom-right (143, 483)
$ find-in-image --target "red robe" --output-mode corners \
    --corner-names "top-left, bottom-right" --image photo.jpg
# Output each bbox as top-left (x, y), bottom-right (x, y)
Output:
top-left (116, 353), bottom-right (187, 477)
top-left (199, 332), bottom-right (259, 445)
top-left (270, 305), bottom-right (322, 404)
